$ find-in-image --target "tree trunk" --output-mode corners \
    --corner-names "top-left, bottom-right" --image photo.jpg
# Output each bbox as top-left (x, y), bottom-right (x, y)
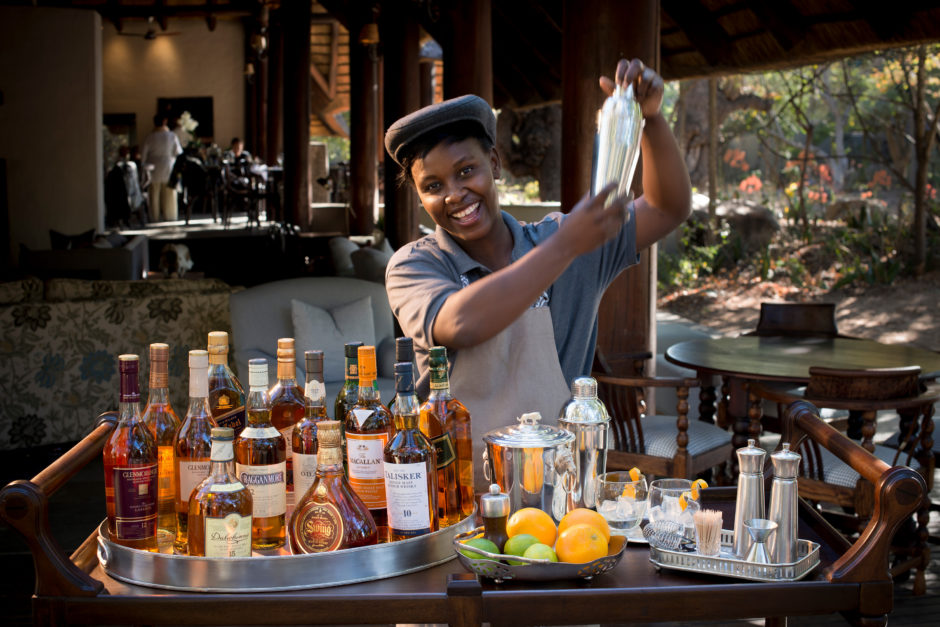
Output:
top-left (707, 78), bottom-right (718, 243)
top-left (912, 46), bottom-right (928, 275)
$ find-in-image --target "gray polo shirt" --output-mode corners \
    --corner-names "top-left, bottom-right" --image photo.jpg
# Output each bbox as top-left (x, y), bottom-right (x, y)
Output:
top-left (385, 209), bottom-right (638, 398)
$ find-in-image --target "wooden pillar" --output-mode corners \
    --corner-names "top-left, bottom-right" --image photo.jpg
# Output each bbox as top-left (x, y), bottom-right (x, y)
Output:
top-left (419, 60), bottom-right (434, 108)
top-left (349, 13), bottom-right (380, 236)
top-left (283, 0), bottom-right (311, 228)
top-left (381, 9), bottom-right (421, 249)
top-left (255, 49), bottom-right (269, 161)
top-left (441, 0), bottom-right (493, 103)
top-left (562, 0), bottom-right (660, 370)
top-left (265, 12), bottom-right (284, 166)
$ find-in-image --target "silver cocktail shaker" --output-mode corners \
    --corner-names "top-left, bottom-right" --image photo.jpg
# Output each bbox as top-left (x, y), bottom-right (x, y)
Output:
top-left (557, 377), bottom-right (610, 511)
top-left (768, 442), bottom-right (801, 563)
top-left (591, 84), bottom-right (644, 211)
top-left (733, 438), bottom-right (766, 558)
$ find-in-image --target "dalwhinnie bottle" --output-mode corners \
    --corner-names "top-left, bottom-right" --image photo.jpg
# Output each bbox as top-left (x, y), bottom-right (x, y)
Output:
top-left (141, 343), bottom-right (180, 550)
top-left (207, 331), bottom-right (246, 435)
top-left (234, 359), bottom-right (287, 550)
top-left (293, 350), bottom-right (327, 499)
top-left (187, 427), bottom-right (253, 557)
top-left (269, 338), bottom-right (306, 492)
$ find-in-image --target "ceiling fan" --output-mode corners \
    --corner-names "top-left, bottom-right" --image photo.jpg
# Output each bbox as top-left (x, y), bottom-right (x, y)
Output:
top-left (117, 16), bottom-right (181, 41)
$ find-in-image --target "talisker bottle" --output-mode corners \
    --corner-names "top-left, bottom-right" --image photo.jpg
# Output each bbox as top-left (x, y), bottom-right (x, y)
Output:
top-left (293, 350), bottom-right (327, 499)
top-left (103, 354), bottom-right (158, 552)
top-left (207, 331), bottom-right (246, 435)
top-left (141, 343), bottom-right (180, 550)
top-left (269, 338), bottom-right (306, 492)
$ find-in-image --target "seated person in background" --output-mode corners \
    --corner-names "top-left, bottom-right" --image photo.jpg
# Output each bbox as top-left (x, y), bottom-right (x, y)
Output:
top-left (223, 137), bottom-right (252, 164)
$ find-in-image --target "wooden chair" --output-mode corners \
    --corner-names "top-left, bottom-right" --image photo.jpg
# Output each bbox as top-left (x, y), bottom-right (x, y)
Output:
top-left (745, 301), bottom-right (847, 337)
top-left (748, 366), bottom-right (939, 595)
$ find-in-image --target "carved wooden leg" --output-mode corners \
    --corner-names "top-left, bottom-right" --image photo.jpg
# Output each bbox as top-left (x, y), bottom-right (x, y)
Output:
top-left (699, 383), bottom-right (716, 424)
top-left (747, 391), bottom-right (763, 442)
top-left (717, 376), bottom-right (730, 430)
top-left (675, 386), bottom-right (690, 479)
top-left (860, 410), bottom-right (876, 454)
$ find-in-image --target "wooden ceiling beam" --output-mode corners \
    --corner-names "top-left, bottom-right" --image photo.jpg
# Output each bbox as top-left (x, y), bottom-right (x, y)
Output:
top-left (746, 0), bottom-right (805, 52)
top-left (661, 0), bottom-right (734, 68)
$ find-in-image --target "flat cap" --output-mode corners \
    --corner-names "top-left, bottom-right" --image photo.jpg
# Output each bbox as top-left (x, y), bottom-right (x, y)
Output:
top-left (384, 94), bottom-right (496, 167)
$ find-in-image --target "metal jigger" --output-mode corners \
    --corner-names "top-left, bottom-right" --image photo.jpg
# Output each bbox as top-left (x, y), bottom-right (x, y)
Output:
top-left (744, 519), bottom-right (778, 564)
top-left (591, 84), bottom-right (644, 213)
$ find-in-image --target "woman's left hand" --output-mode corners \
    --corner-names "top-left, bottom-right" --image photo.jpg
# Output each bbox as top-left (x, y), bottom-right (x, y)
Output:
top-left (599, 58), bottom-right (664, 119)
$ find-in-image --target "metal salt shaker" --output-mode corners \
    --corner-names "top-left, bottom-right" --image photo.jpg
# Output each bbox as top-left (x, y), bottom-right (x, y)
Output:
top-left (733, 438), bottom-right (766, 558)
top-left (768, 442), bottom-right (802, 563)
top-left (557, 377), bottom-right (610, 511)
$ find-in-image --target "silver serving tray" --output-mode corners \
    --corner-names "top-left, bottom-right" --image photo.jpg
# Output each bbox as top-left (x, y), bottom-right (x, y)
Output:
top-left (97, 506), bottom-right (476, 592)
top-left (453, 526), bottom-right (627, 583)
top-left (649, 528), bottom-right (820, 583)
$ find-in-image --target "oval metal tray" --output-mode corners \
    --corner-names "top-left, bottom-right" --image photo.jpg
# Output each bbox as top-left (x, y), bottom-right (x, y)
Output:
top-left (453, 526), bottom-right (627, 583)
top-left (97, 507), bottom-right (476, 592)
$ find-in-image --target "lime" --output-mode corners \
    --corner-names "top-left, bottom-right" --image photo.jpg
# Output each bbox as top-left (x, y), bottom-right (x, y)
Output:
top-left (503, 533), bottom-right (540, 565)
top-left (459, 537), bottom-right (500, 559)
top-left (522, 542), bottom-right (558, 562)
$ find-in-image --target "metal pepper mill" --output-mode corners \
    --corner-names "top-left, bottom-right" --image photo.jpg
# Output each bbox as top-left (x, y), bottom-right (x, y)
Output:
top-left (733, 439), bottom-right (766, 558)
top-left (768, 443), bottom-right (802, 563)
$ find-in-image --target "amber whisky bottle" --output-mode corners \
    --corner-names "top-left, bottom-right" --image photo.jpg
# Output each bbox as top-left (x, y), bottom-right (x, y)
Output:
top-left (289, 421), bottom-right (377, 553)
top-left (104, 354), bottom-right (159, 552)
top-left (333, 340), bottom-right (363, 468)
top-left (269, 338), bottom-right (306, 492)
top-left (141, 343), bottom-right (180, 551)
top-left (207, 331), bottom-right (246, 435)
top-left (387, 337), bottom-right (415, 412)
top-left (293, 350), bottom-right (327, 499)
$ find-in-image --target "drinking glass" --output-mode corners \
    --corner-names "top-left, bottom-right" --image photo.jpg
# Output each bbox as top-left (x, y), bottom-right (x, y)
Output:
top-left (648, 478), bottom-right (699, 538)
top-left (594, 471), bottom-right (649, 535)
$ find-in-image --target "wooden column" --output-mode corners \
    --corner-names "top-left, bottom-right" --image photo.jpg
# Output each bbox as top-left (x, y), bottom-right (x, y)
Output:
top-left (349, 15), bottom-right (380, 236)
top-left (381, 10), bottom-right (421, 249)
top-left (283, 0), bottom-right (311, 228)
top-left (419, 60), bottom-right (434, 108)
top-left (265, 12), bottom-right (284, 166)
top-left (255, 49), bottom-right (269, 161)
top-left (562, 0), bottom-right (661, 370)
top-left (441, 0), bottom-right (493, 103)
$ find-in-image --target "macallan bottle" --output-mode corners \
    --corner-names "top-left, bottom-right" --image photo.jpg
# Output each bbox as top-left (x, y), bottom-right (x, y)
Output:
top-left (234, 359), bottom-right (287, 550)
top-left (419, 346), bottom-right (474, 525)
top-left (141, 343), bottom-right (180, 550)
top-left (387, 337), bottom-right (415, 412)
top-left (293, 350), bottom-right (327, 499)
top-left (188, 427), bottom-right (253, 557)
top-left (207, 331), bottom-right (246, 435)
top-left (384, 362), bottom-right (439, 541)
top-left (103, 354), bottom-right (159, 552)
top-left (334, 341), bottom-right (363, 468)
top-left (344, 345), bottom-right (395, 536)
top-left (269, 338), bottom-right (306, 492)
top-left (173, 349), bottom-right (218, 554)
top-left (289, 421), bottom-right (377, 553)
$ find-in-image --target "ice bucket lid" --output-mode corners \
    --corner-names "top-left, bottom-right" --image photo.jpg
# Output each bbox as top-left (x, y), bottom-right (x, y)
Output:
top-left (483, 412), bottom-right (575, 448)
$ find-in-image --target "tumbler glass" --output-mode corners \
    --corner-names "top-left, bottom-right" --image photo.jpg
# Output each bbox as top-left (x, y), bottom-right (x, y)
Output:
top-left (594, 471), bottom-right (648, 535)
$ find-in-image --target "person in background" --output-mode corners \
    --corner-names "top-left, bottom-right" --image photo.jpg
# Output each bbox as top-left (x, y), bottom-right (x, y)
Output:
top-left (141, 114), bottom-right (183, 222)
top-left (223, 137), bottom-right (252, 164)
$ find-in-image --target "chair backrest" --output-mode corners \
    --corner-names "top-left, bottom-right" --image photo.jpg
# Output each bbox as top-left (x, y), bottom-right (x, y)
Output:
top-left (749, 302), bottom-right (840, 337)
top-left (805, 366), bottom-right (922, 401)
top-left (595, 376), bottom-right (646, 454)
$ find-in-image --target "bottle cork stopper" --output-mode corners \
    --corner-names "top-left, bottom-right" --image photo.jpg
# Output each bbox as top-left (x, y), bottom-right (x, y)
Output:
top-left (317, 421), bottom-right (341, 448)
top-left (149, 343), bottom-right (169, 387)
top-left (357, 345), bottom-right (377, 381)
top-left (277, 338), bottom-right (295, 361)
top-left (150, 343), bottom-right (169, 360)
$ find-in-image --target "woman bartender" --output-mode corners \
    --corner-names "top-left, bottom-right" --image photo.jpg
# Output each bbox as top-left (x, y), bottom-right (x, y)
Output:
top-left (384, 59), bottom-right (691, 486)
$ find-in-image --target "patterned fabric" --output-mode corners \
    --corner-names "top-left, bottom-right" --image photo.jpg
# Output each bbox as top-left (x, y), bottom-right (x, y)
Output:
top-left (0, 278), bottom-right (235, 450)
top-left (641, 415), bottom-right (733, 458)
top-left (0, 277), bottom-right (44, 305)
top-left (819, 443), bottom-right (920, 488)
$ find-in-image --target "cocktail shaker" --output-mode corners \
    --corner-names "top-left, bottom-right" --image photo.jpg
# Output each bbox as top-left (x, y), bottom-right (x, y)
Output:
top-left (732, 439), bottom-right (766, 558)
top-left (591, 84), bottom-right (644, 211)
top-left (768, 443), bottom-right (801, 563)
top-left (558, 377), bottom-right (610, 511)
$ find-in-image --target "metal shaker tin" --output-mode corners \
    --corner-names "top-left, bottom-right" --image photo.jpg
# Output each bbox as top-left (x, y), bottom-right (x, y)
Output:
top-left (558, 377), bottom-right (610, 512)
top-left (591, 83), bottom-right (645, 210)
top-left (482, 412), bottom-right (575, 518)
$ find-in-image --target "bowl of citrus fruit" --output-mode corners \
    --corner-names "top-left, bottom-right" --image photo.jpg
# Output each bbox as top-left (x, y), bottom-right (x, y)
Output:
top-left (454, 507), bottom-right (627, 582)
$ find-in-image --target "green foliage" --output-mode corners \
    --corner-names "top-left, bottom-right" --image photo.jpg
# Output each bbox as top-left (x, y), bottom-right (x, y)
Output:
top-left (657, 224), bottom-right (729, 291)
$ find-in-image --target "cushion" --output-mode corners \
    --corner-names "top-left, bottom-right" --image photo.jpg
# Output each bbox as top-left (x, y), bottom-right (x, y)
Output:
top-left (328, 237), bottom-right (359, 278)
top-left (49, 228), bottom-right (96, 251)
top-left (641, 415), bottom-right (733, 458)
top-left (819, 443), bottom-right (920, 488)
top-left (0, 277), bottom-right (44, 305)
top-left (351, 246), bottom-right (392, 284)
top-left (291, 297), bottom-right (376, 383)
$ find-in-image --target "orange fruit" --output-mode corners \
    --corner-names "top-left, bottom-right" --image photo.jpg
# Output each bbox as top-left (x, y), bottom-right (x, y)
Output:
top-left (506, 507), bottom-right (557, 546)
top-left (679, 491), bottom-right (692, 511)
top-left (628, 467), bottom-right (642, 482)
top-left (691, 478), bottom-right (708, 500)
top-left (555, 523), bottom-right (608, 563)
top-left (558, 507), bottom-right (611, 544)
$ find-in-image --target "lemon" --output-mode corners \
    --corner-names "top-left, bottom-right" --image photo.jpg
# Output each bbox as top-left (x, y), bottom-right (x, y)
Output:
top-left (459, 537), bottom-right (500, 559)
top-left (522, 542), bottom-right (558, 562)
top-left (503, 533), bottom-right (540, 565)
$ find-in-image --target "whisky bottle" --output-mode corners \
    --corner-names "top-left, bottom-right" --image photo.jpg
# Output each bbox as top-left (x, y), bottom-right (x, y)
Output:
top-left (104, 354), bottom-right (159, 552)
top-left (289, 421), bottom-right (377, 553)
top-left (419, 346), bottom-right (474, 526)
top-left (141, 343), bottom-right (180, 550)
top-left (234, 359), bottom-right (287, 550)
top-left (173, 349), bottom-right (218, 554)
top-left (334, 340), bottom-right (363, 468)
top-left (387, 337), bottom-right (415, 412)
top-left (207, 331), bottom-right (246, 435)
top-left (293, 350), bottom-right (327, 499)
top-left (269, 338), bottom-right (306, 492)
top-left (384, 362), bottom-right (439, 541)
top-left (188, 427), bottom-right (253, 557)
top-left (344, 345), bottom-right (395, 535)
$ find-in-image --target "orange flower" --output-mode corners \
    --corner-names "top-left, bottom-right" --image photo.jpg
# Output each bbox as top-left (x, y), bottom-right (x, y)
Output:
top-left (739, 174), bottom-right (763, 194)
top-left (870, 170), bottom-right (892, 189)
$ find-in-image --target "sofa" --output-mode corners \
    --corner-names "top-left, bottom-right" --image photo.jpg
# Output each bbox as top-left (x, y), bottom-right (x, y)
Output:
top-left (0, 276), bottom-right (236, 450)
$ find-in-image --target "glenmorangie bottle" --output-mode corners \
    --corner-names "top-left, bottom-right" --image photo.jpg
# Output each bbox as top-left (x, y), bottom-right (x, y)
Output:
top-left (269, 338), bottom-right (306, 492)
top-left (293, 350), bottom-right (327, 499)
top-left (141, 343), bottom-right (180, 550)
top-left (207, 331), bottom-right (246, 435)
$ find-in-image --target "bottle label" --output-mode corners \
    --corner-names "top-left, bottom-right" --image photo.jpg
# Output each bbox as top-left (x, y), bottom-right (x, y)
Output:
top-left (112, 464), bottom-right (158, 540)
top-left (305, 380), bottom-right (326, 402)
top-left (346, 432), bottom-right (389, 509)
top-left (178, 459), bottom-right (211, 505)
top-left (383, 462), bottom-right (431, 535)
top-left (430, 433), bottom-right (457, 469)
top-left (429, 372), bottom-right (449, 391)
top-left (204, 513), bottom-right (252, 557)
top-left (278, 426), bottom-right (294, 459)
top-left (346, 361), bottom-right (358, 380)
top-left (240, 426), bottom-right (282, 440)
top-left (293, 452), bottom-right (318, 499)
top-left (351, 408), bottom-right (374, 429)
top-left (293, 501), bottom-right (344, 552)
top-left (214, 406), bottom-right (246, 435)
top-left (157, 447), bottom-right (175, 502)
top-left (236, 462), bottom-right (287, 518)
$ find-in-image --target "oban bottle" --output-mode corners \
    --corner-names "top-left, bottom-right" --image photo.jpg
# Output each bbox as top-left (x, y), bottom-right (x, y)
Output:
top-left (207, 331), bottom-right (246, 435)
top-left (187, 427), bottom-right (254, 557)
top-left (334, 341), bottom-right (363, 468)
top-left (141, 343), bottom-right (180, 550)
top-left (344, 345), bottom-right (395, 535)
top-left (384, 362), bottom-right (439, 541)
top-left (293, 350), bottom-right (327, 499)
top-left (103, 354), bottom-right (158, 552)
top-left (418, 346), bottom-right (474, 525)
top-left (173, 350), bottom-right (218, 554)
top-left (289, 421), bottom-right (377, 552)
top-left (234, 359), bottom-right (287, 550)
top-left (269, 338), bottom-right (306, 492)
top-left (387, 337), bottom-right (415, 412)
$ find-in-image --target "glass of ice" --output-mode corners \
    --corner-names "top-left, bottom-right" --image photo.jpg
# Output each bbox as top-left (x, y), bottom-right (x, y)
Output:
top-left (648, 478), bottom-right (699, 538)
top-left (594, 471), bottom-right (649, 535)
